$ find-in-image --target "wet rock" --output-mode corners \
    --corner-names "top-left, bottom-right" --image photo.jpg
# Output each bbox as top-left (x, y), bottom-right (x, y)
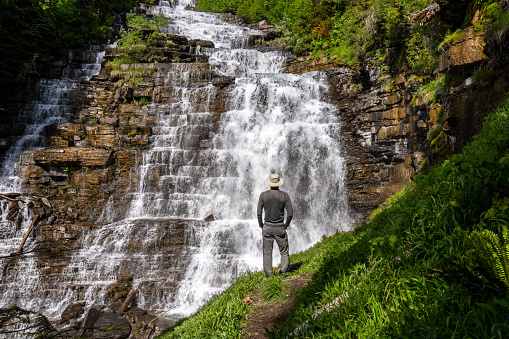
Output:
top-left (61, 301), bottom-right (85, 324)
top-left (219, 13), bottom-right (247, 25)
top-left (105, 274), bottom-right (134, 303)
top-left (188, 39), bottom-right (215, 48)
top-left (77, 306), bottom-right (102, 338)
top-left (92, 312), bottom-right (131, 339)
top-left (106, 282), bottom-right (131, 303)
top-left (204, 214), bottom-right (215, 222)
top-left (167, 34), bottom-right (189, 45)
top-left (118, 274), bottom-right (133, 283)
top-left (212, 76), bottom-right (235, 88)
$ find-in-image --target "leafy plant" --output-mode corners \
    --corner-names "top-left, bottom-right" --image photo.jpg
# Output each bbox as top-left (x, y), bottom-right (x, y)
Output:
top-left (0, 306), bottom-right (60, 338)
top-left (469, 226), bottom-right (509, 288)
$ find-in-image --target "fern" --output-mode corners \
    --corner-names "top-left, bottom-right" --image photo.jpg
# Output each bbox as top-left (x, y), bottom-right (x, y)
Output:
top-left (469, 226), bottom-right (509, 288)
top-left (0, 306), bottom-right (61, 338)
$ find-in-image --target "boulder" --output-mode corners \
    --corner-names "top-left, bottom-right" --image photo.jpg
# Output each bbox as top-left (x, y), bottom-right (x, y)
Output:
top-left (77, 306), bottom-right (102, 338)
top-left (92, 312), bottom-right (131, 339)
top-left (61, 302), bottom-right (85, 324)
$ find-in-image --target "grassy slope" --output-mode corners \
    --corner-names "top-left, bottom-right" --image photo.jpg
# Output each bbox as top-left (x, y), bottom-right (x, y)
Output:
top-left (158, 97), bottom-right (509, 338)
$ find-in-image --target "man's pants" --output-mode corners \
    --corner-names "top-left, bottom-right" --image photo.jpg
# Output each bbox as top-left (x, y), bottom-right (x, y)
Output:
top-left (262, 224), bottom-right (289, 277)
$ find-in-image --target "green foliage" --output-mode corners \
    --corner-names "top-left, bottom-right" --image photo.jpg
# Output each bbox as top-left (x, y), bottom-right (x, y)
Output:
top-left (197, 0), bottom-right (452, 71)
top-left (412, 74), bottom-right (452, 106)
top-left (259, 276), bottom-right (289, 300)
top-left (0, 0), bottom-right (140, 88)
top-left (0, 306), bottom-right (59, 338)
top-left (469, 226), bottom-right (509, 288)
top-left (127, 12), bottom-right (172, 30)
top-left (113, 13), bottom-right (173, 65)
top-left (485, 10), bottom-right (509, 42)
top-left (473, 66), bottom-right (498, 84)
top-left (406, 30), bottom-right (438, 73)
top-left (157, 272), bottom-right (264, 338)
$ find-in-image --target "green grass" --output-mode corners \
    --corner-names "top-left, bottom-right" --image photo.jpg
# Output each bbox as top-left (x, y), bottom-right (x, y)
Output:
top-left (412, 74), bottom-right (452, 107)
top-left (259, 275), bottom-right (289, 301)
top-left (160, 96), bottom-right (509, 338)
top-left (158, 272), bottom-right (264, 338)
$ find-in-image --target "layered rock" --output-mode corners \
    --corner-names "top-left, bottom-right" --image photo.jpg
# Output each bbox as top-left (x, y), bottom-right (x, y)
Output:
top-left (284, 22), bottom-right (509, 224)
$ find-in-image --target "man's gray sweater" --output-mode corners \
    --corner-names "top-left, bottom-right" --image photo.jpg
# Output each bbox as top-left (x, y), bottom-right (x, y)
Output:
top-left (257, 187), bottom-right (293, 228)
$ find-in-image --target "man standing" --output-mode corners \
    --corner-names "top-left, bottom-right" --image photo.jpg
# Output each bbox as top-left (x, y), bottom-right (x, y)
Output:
top-left (257, 173), bottom-right (293, 277)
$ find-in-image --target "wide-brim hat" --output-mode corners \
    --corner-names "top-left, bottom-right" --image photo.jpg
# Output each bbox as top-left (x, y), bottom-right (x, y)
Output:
top-left (267, 173), bottom-right (284, 187)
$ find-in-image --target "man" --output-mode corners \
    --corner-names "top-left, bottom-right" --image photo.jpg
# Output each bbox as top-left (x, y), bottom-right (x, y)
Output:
top-left (257, 173), bottom-right (293, 277)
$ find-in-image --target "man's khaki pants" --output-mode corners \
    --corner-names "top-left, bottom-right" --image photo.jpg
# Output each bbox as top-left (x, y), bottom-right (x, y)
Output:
top-left (262, 224), bottom-right (289, 277)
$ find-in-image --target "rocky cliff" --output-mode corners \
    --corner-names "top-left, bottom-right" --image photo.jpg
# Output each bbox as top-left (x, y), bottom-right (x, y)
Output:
top-left (284, 21), bottom-right (509, 224)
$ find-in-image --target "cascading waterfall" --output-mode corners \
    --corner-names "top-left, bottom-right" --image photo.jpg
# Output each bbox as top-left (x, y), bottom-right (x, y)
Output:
top-left (0, 47), bottom-right (105, 315)
top-left (0, 0), bottom-right (350, 326)
top-left (145, 1), bottom-right (350, 315)
top-left (0, 47), bottom-right (104, 193)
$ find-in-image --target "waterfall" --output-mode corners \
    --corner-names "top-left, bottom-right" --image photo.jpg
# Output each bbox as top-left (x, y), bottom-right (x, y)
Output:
top-left (0, 47), bottom-right (105, 315)
top-left (0, 47), bottom-right (104, 193)
top-left (143, 1), bottom-right (350, 315)
top-left (0, 0), bottom-right (350, 326)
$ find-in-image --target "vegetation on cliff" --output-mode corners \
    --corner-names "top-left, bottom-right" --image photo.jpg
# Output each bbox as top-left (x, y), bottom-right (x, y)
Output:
top-left (158, 96), bottom-right (509, 337)
top-left (196, 0), bottom-right (503, 72)
top-left (0, 0), bottom-right (152, 88)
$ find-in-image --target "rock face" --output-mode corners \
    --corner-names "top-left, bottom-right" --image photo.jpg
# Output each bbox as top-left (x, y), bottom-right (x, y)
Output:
top-left (0, 31), bottom-right (226, 318)
top-left (326, 67), bottom-right (427, 223)
top-left (284, 23), bottom-right (509, 224)
top-left (92, 312), bottom-right (132, 339)
top-left (439, 26), bottom-right (486, 72)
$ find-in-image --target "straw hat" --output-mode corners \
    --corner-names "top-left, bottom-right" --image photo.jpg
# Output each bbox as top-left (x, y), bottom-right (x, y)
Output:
top-left (266, 173), bottom-right (284, 187)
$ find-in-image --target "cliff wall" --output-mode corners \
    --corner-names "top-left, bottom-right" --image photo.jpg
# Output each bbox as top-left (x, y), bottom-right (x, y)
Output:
top-left (285, 23), bottom-right (509, 224)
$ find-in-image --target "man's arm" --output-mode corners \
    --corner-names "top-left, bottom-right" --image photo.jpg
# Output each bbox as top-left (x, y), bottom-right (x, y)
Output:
top-left (257, 193), bottom-right (264, 228)
top-left (284, 193), bottom-right (293, 228)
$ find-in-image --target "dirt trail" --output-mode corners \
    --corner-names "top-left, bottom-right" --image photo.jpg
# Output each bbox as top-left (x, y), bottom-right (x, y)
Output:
top-left (242, 274), bottom-right (312, 338)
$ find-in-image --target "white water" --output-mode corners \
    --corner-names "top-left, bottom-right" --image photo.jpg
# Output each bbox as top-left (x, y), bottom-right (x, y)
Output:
top-left (145, 0), bottom-right (350, 315)
top-left (0, 0), bottom-right (350, 325)
top-left (0, 47), bottom-right (105, 316)
top-left (0, 47), bottom-right (104, 193)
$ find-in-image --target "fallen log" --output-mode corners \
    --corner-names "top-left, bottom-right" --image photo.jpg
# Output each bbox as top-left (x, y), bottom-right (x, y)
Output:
top-left (410, 2), bottom-right (441, 26)
top-left (16, 214), bottom-right (40, 255)
top-left (117, 289), bottom-right (138, 315)
top-left (0, 194), bottom-right (17, 202)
